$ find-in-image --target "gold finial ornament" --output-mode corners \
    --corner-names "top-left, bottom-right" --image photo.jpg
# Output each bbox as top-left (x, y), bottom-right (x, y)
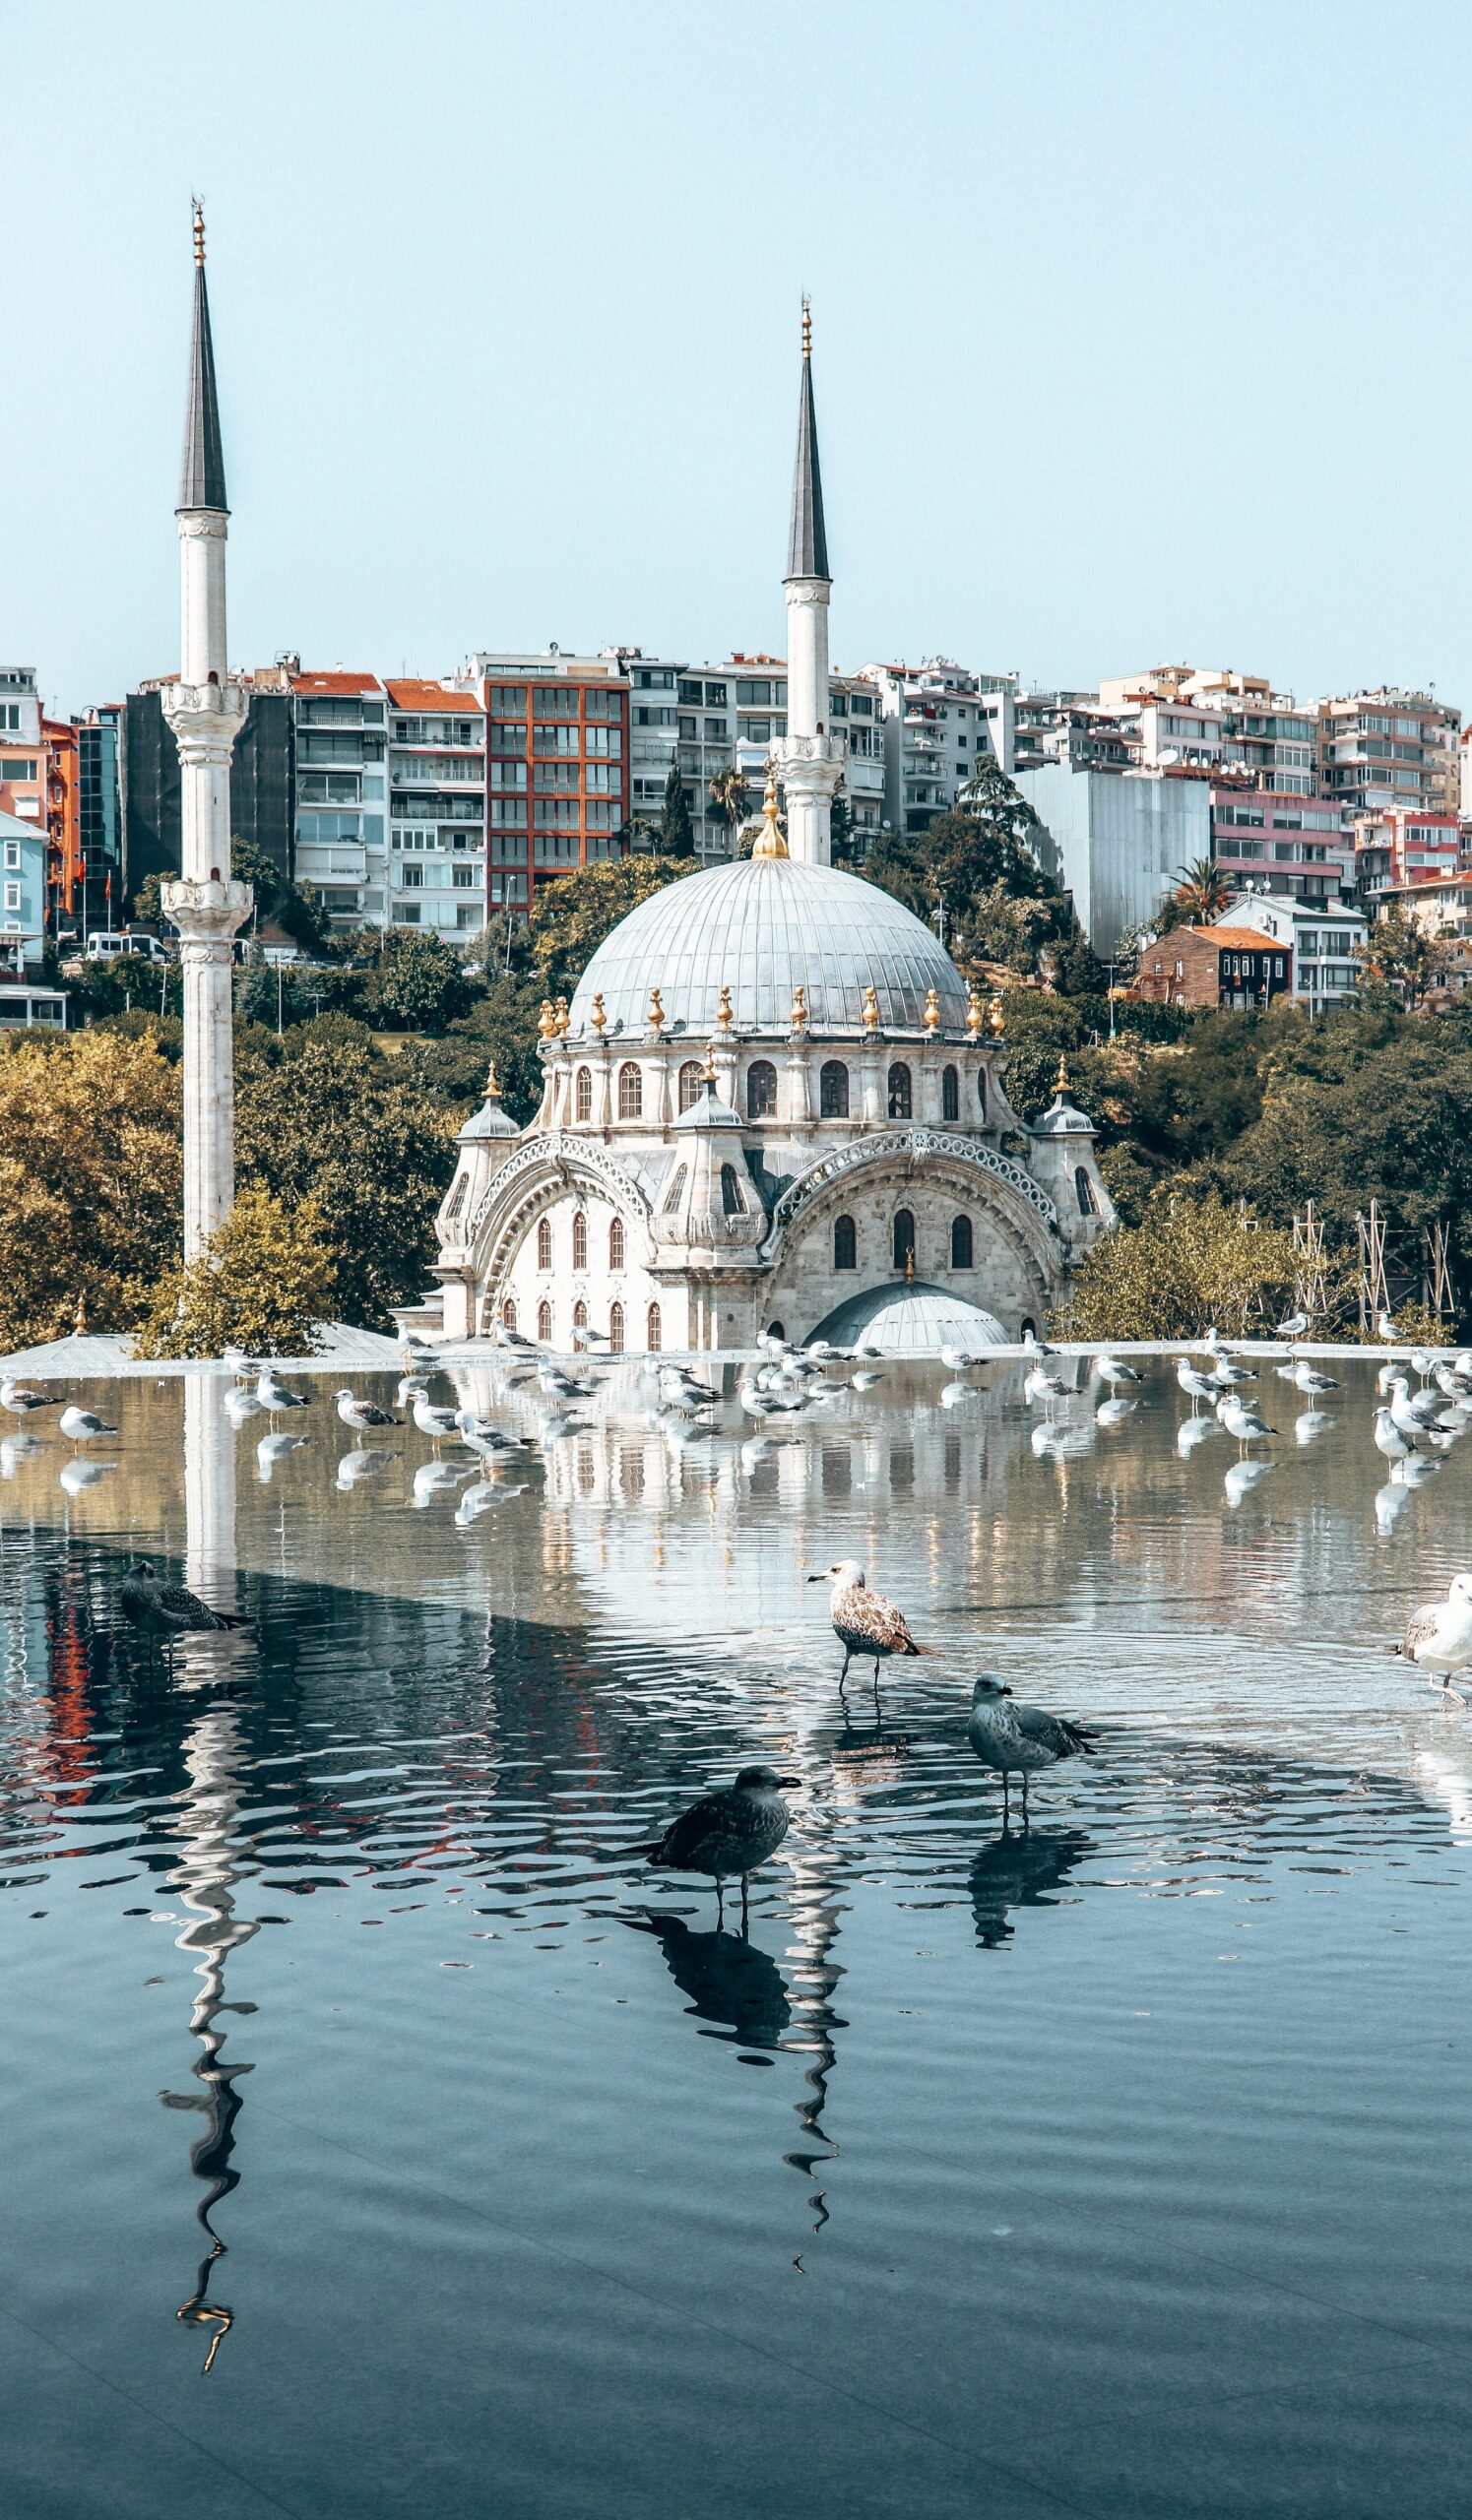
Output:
top-left (904, 1246), bottom-right (916, 1285)
top-left (966, 984), bottom-right (984, 1040)
top-left (647, 985), bottom-right (666, 1033)
top-left (862, 983), bottom-right (880, 1032)
top-left (192, 198), bottom-right (206, 266)
top-left (801, 294), bottom-right (812, 358)
top-left (717, 983), bottom-right (734, 1030)
top-left (590, 991), bottom-right (607, 1035)
top-left (537, 998), bottom-right (557, 1041)
top-left (750, 766), bottom-right (789, 860)
top-left (988, 993), bottom-right (1005, 1039)
top-left (790, 983), bottom-right (808, 1031)
top-left (484, 1058), bottom-right (502, 1098)
top-left (1055, 1053), bottom-right (1070, 1096)
top-left (702, 1046), bottom-right (719, 1084)
top-left (923, 987), bottom-right (940, 1035)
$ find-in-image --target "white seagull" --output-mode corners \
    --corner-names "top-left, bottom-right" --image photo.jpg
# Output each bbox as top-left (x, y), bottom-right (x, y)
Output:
top-left (1292, 1361), bottom-right (1338, 1398)
top-left (1216, 1394), bottom-right (1276, 1445)
top-left (809, 1560), bottom-right (926, 1696)
top-left (1396, 1575), bottom-right (1472, 1704)
top-left (335, 1388), bottom-right (400, 1434)
top-left (256, 1369), bottom-right (310, 1417)
top-left (1094, 1352), bottom-right (1142, 1390)
top-left (1, 1377), bottom-right (60, 1418)
top-left (59, 1406), bottom-right (117, 1445)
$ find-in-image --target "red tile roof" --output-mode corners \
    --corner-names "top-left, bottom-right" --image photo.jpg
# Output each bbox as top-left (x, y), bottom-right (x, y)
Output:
top-left (288, 670), bottom-right (384, 696)
top-left (1197, 927), bottom-right (1282, 951)
top-left (384, 679), bottom-right (483, 712)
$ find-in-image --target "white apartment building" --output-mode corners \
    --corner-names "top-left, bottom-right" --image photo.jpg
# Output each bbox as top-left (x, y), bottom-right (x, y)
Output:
top-left (1016, 761), bottom-right (1211, 953)
top-left (288, 670), bottom-right (389, 930)
top-left (616, 651), bottom-right (884, 856)
top-left (385, 680), bottom-right (486, 937)
top-left (1217, 889), bottom-right (1367, 1010)
top-left (860, 661), bottom-right (1017, 836)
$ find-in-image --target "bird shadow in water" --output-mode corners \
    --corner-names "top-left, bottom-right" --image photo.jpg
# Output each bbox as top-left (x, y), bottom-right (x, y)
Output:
top-left (622, 1911), bottom-right (792, 2050)
top-left (968, 1826), bottom-right (1096, 1950)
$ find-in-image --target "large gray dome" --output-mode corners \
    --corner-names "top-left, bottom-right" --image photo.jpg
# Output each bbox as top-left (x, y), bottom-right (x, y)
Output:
top-left (565, 855), bottom-right (971, 1039)
top-left (806, 1280), bottom-right (1008, 1355)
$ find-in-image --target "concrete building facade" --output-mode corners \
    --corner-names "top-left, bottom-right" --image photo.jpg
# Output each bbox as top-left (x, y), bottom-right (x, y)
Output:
top-left (1215, 891), bottom-right (1366, 1010)
top-left (1317, 689), bottom-right (1460, 819)
top-left (1015, 760), bottom-right (1212, 952)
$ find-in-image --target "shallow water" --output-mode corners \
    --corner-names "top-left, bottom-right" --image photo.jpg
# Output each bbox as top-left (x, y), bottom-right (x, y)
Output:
top-left (1, 1354), bottom-right (1471, 2519)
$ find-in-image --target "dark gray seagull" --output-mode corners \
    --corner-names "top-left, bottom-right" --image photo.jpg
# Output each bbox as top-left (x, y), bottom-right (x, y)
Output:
top-left (120, 1557), bottom-right (250, 1666)
top-left (966, 1674), bottom-right (1097, 1824)
top-left (620, 1765), bottom-right (800, 1927)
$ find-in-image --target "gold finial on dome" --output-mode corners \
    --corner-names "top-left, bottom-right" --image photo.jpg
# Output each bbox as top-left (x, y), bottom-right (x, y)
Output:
top-left (702, 1045), bottom-right (719, 1084)
top-left (647, 985), bottom-right (666, 1034)
top-left (717, 982), bottom-right (734, 1031)
top-left (988, 993), bottom-right (1005, 1039)
top-left (862, 983), bottom-right (880, 1032)
top-left (1055, 1052), bottom-right (1070, 1096)
top-left (750, 766), bottom-right (789, 859)
top-left (590, 990), bottom-right (607, 1035)
top-left (923, 987), bottom-right (940, 1035)
top-left (790, 982), bottom-right (808, 1031)
top-left (537, 998), bottom-right (557, 1041)
top-left (192, 198), bottom-right (206, 267)
top-left (554, 994), bottom-right (570, 1036)
top-left (484, 1058), bottom-right (502, 1099)
top-left (966, 983), bottom-right (984, 1040)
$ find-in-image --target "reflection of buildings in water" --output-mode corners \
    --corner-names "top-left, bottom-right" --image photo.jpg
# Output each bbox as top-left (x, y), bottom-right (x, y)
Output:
top-left (160, 1702), bottom-right (258, 2371)
top-left (968, 1826), bottom-right (1095, 1949)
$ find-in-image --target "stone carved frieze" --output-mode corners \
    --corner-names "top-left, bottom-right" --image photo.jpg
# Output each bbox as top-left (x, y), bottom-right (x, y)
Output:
top-left (761, 1126), bottom-right (1058, 1260)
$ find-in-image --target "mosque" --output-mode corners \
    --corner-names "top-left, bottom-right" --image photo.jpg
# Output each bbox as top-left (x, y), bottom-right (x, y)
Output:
top-left (430, 318), bottom-right (1114, 1355)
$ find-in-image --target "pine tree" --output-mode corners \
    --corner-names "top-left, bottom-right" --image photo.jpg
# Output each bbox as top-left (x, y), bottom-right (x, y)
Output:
top-left (658, 764), bottom-right (695, 858)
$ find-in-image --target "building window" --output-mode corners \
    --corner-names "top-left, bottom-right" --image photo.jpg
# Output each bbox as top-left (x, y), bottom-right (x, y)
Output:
top-left (887, 1062), bottom-right (913, 1120)
top-left (646, 1302), bottom-right (662, 1353)
top-left (1075, 1166), bottom-right (1098, 1218)
top-left (950, 1214), bottom-right (974, 1269)
top-left (721, 1163), bottom-right (745, 1216)
top-left (609, 1216), bottom-right (625, 1269)
top-left (537, 1217), bottom-right (553, 1271)
top-left (617, 1061), bottom-right (642, 1119)
top-left (572, 1212), bottom-right (588, 1271)
top-left (819, 1059), bottom-right (849, 1118)
top-left (746, 1058), bottom-right (778, 1119)
top-left (501, 1299), bottom-right (517, 1333)
top-left (834, 1214), bottom-right (858, 1271)
top-left (941, 1065), bottom-right (959, 1122)
top-left (977, 1071), bottom-right (988, 1122)
top-left (572, 1298), bottom-right (588, 1333)
top-left (609, 1301), bottom-right (624, 1353)
top-left (574, 1065), bottom-right (593, 1121)
top-left (662, 1164), bottom-right (688, 1214)
top-left (678, 1058), bottom-right (704, 1111)
top-left (538, 1298), bottom-right (553, 1342)
top-left (893, 1209), bottom-right (916, 1269)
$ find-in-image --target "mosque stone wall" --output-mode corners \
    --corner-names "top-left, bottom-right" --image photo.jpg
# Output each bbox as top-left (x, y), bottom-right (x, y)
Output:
top-left (760, 1162), bottom-right (1057, 1345)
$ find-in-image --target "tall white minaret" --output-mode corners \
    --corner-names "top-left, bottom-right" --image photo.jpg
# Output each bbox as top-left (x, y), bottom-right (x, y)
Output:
top-left (161, 203), bottom-right (251, 1261)
top-left (773, 299), bottom-right (844, 866)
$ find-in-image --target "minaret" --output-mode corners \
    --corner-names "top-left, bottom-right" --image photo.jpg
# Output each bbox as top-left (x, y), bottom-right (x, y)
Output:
top-left (773, 299), bottom-right (844, 866)
top-left (161, 203), bottom-right (251, 1261)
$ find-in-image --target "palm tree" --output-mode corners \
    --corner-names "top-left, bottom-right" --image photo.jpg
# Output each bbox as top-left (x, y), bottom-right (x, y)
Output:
top-left (1172, 857), bottom-right (1232, 922)
top-left (708, 765), bottom-right (752, 856)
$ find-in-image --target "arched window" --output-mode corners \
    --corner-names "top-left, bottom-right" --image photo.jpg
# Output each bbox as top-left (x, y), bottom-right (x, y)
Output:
top-left (537, 1216), bottom-right (553, 1271)
top-left (538, 1298), bottom-right (553, 1342)
top-left (572, 1297), bottom-right (588, 1332)
top-left (617, 1061), bottom-right (642, 1119)
top-left (609, 1216), bottom-right (625, 1269)
top-left (746, 1058), bottom-right (778, 1119)
top-left (887, 1062), bottom-right (912, 1119)
top-left (677, 1059), bottom-right (704, 1111)
top-left (501, 1298), bottom-right (517, 1332)
top-left (1021, 1315), bottom-right (1038, 1343)
top-left (1076, 1166), bottom-right (1098, 1218)
top-left (766, 1320), bottom-right (786, 1342)
top-left (977, 1070), bottom-right (988, 1122)
top-left (662, 1163), bottom-right (688, 1214)
top-left (646, 1302), bottom-right (662, 1354)
top-left (721, 1163), bottom-right (746, 1216)
top-left (572, 1211), bottom-right (588, 1271)
top-left (574, 1065), bottom-right (593, 1121)
top-left (941, 1064), bottom-right (959, 1122)
top-left (819, 1059), bottom-right (850, 1118)
top-left (834, 1214), bottom-right (858, 1271)
top-left (608, 1301), bottom-right (624, 1354)
top-left (950, 1214), bottom-right (974, 1269)
top-left (892, 1208), bottom-right (916, 1270)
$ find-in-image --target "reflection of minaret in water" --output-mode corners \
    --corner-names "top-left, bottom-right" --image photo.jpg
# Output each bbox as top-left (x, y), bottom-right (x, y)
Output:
top-left (780, 1836), bottom-right (847, 2236)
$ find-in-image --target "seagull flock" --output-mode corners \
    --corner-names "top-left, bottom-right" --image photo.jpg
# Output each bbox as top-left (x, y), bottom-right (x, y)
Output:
top-left (4, 1308), bottom-right (1471, 1916)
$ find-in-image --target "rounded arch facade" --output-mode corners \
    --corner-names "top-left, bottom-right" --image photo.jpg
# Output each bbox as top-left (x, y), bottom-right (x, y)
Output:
top-left (465, 1142), bottom-right (686, 1354)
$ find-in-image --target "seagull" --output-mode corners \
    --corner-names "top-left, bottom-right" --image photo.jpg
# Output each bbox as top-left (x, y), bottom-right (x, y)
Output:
top-left (1094, 1352), bottom-right (1142, 1389)
top-left (538, 1362), bottom-right (597, 1400)
top-left (1, 1377), bottom-right (59, 1418)
top-left (1208, 1356), bottom-right (1256, 1389)
top-left (119, 1557), bottom-right (248, 1665)
top-left (1395, 1574), bottom-right (1472, 1705)
top-left (1386, 1375), bottom-right (1444, 1441)
top-left (1292, 1361), bottom-right (1339, 1397)
top-left (412, 1390), bottom-right (462, 1446)
top-left (1373, 1406), bottom-right (1414, 1463)
top-left (59, 1406), bottom-right (116, 1444)
top-left (808, 1560), bottom-right (926, 1697)
top-left (618, 1765), bottom-right (800, 1927)
top-left (454, 1411), bottom-right (531, 1456)
top-left (335, 1389), bottom-right (400, 1434)
top-left (223, 1383), bottom-right (263, 1426)
top-left (1275, 1309), bottom-right (1310, 1340)
top-left (572, 1325), bottom-right (612, 1353)
top-left (966, 1675), bottom-right (1096, 1825)
top-left (940, 1344), bottom-right (979, 1372)
top-left (1378, 1310), bottom-right (1399, 1342)
top-left (1023, 1360), bottom-right (1071, 1414)
top-left (1216, 1394), bottom-right (1276, 1445)
top-left (1020, 1326), bottom-right (1056, 1357)
top-left (1177, 1358), bottom-right (1220, 1414)
top-left (494, 1323), bottom-right (536, 1351)
top-left (256, 1369), bottom-right (310, 1417)
top-left (659, 1364), bottom-right (718, 1408)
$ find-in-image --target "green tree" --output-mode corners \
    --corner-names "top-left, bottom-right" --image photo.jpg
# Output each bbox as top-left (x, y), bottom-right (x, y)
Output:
top-left (657, 762), bottom-right (695, 857)
top-left (1357, 903), bottom-right (1436, 1007)
top-left (0, 1028), bottom-right (182, 1347)
top-left (1056, 1189), bottom-right (1298, 1341)
top-left (131, 1187), bottom-right (334, 1359)
top-left (1154, 858), bottom-right (1232, 935)
top-left (529, 856), bottom-right (697, 995)
top-left (227, 836), bottom-right (285, 922)
top-left (707, 765), bottom-right (752, 856)
top-left (396, 971), bottom-right (548, 1128)
top-left (355, 927), bottom-right (479, 1032)
top-left (828, 788), bottom-right (858, 863)
top-left (1051, 926), bottom-right (1110, 997)
top-left (863, 757), bottom-right (1069, 950)
top-left (128, 868), bottom-right (175, 926)
top-left (274, 879), bottom-right (335, 958)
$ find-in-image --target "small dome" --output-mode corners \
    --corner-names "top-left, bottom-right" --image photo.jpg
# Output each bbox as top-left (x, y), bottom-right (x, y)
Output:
top-left (566, 855), bottom-right (970, 1039)
top-left (805, 1280), bottom-right (1008, 1355)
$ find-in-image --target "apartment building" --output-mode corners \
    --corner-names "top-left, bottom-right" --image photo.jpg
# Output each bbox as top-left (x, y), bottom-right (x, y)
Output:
top-left (1013, 692), bottom-right (1133, 776)
top-left (284, 669), bottom-right (389, 928)
top-left (0, 804), bottom-right (45, 974)
top-left (40, 714), bottom-right (81, 930)
top-left (1217, 891), bottom-right (1366, 1010)
top-left (0, 667), bottom-right (45, 829)
top-left (1317, 689), bottom-right (1460, 818)
top-left (1378, 870), bottom-right (1472, 949)
top-left (461, 652), bottom-right (629, 911)
top-left (123, 674), bottom-right (295, 905)
top-left (615, 651), bottom-right (883, 857)
top-left (1210, 786), bottom-right (1353, 901)
top-left (860, 660), bottom-right (1016, 835)
top-left (76, 705), bottom-right (123, 935)
top-left (1016, 761), bottom-right (1211, 952)
top-left (383, 680), bottom-right (487, 936)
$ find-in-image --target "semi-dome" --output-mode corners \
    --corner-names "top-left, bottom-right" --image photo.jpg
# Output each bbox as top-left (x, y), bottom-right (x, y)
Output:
top-left (565, 855), bottom-right (971, 1039)
top-left (805, 1279), bottom-right (1008, 1355)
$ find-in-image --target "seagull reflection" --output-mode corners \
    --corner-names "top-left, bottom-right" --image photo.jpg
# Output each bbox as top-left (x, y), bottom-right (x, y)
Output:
top-left (1376, 1479), bottom-right (1414, 1538)
top-left (59, 1459), bottom-right (114, 1495)
top-left (1225, 1459), bottom-right (1273, 1506)
top-left (1293, 1410), bottom-right (1332, 1447)
top-left (337, 1445), bottom-right (393, 1490)
top-left (969, 1827), bottom-right (1095, 1950)
top-left (1178, 1414), bottom-right (1218, 1457)
top-left (256, 1430), bottom-right (309, 1483)
top-left (412, 1460), bottom-right (472, 1507)
top-left (624, 1911), bottom-right (792, 2048)
top-left (1, 1433), bottom-right (45, 1477)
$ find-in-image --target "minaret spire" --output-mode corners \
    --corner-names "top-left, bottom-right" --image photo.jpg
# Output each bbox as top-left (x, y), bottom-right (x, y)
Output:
top-left (786, 297), bottom-right (829, 583)
top-left (179, 201), bottom-right (228, 515)
top-left (773, 300), bottom-right (842, 864)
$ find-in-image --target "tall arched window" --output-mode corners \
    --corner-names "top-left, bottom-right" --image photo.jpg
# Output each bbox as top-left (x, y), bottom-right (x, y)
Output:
top-left (538, 1298), bottom-right (553, 1342)
top-left (574, 1066), bottom-right (593, 1121)
top-left (608, 1301), bottom-right (624, 1354)
top-left (677, 1059), bottom-right (704, 1111)
top-left (892, 1208), bottom-right (916, 1270)
top-left (662, 1164), bottom-right (688, 1213)
top-left (819, 1059), bottom-right (850, 1118)
top-left (609, 1216), bottom-right (625, 1269)
top-left (950, 1214), bottom-right (974, 1269)
top-left (887, 1062), bottom-right (913, 1119)
top-left (572, 1211), bottom-right (588, 1270)
top-left (1076, 1166), bottom-right (1098, 1217)
top-left (617, 1061), bottom-right (642, 1119)
top-left (572, 1297), bottom-right (588, 1332)
top-left (977, 1070), bottom-right (988, 1122)
top-left (746, 1058), bottom-right (778, 1119)
top-left (646, 1302), bottom-right (662, 1354)
top-left (537, 1216), bottom-right (553, 1271)
top-left (721, 1163), bottom-right (745, 1216)
top-left (834, 1214), bottom-right (858, 1271)
top-left (501, 1298), bottom-right (517, 1332)
top-left (941, 1064), bottom-right (960, 1122)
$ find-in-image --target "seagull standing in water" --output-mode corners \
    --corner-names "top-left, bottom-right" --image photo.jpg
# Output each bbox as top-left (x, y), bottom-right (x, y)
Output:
top-left (966, 1675), bottom-right (1097, 1824)
top-left (1, 1377), bottom-right (60, 1418)
top-left (809, 1560), bottom-right (926, 1700)
top-left (1093, 1352), bottom-right (1142, 1391)
top-left (59, 1405), bottom-right (117, 1445)
top-left (256, 1369), bottom-right (310, 1418)
top-left (1396, 1574), bottom-right (1472, 1704)
top-left (619, 1766), bottom-right (800, 1927)
top-left (119, 1558), bottom-right (249, 1668)
top-left (334, 1389), bottom-right (400, 1435)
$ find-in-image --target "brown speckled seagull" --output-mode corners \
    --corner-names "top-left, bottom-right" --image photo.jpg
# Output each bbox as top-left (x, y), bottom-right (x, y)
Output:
top-left (808, 1559), bottom-right (927, 1697)
top-left (620, 1765), bottom-right (800, 1927)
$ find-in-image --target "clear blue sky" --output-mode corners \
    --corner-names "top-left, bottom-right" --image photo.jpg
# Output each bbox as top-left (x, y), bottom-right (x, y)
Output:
top-left (7, 0), bottom-right (1470, 720)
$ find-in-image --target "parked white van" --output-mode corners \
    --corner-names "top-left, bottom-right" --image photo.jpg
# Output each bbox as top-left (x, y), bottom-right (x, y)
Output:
top-left (85, 931), bottom-right (170, 966)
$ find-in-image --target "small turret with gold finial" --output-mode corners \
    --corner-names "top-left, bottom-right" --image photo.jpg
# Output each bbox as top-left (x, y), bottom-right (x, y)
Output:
top-left (1055, 1052), bottom-right (1070, 1097)
top-left (988, 993), bottom-right (1005, 1039)
top-left (790, 982), bottom-right (808, 1031)
top-left (537, 999), bottom-right (557, 1042)
top-left (590, 990), bottom-right (607, 1036)
top-left (750, 767), bottom-right (789, 860)
top-left (966, 983), bottom-right (984, 1040)
top-left (554, 994), bottom-right (570, 1037)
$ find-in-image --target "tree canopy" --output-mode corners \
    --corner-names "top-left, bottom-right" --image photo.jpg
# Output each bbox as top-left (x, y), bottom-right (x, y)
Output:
top-left (0, 1028), bottom-right (182, 1348)
top-left (528, 855), bottom-right (697, 995)
top-left (133, 1187), bottom-right (334, 1359)
top-left (860, 757), bottom-right (1078, 973)
top-left (657, 762), bottom-right (695, 857)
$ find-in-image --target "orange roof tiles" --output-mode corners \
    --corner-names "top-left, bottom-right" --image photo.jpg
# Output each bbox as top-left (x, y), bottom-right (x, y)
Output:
top-left (1200, 927), bottom-right (1281, 951)
top-left (384, 679), bottom-right (483, 712)
top-left (288, 670), bottom-right (384, 696)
